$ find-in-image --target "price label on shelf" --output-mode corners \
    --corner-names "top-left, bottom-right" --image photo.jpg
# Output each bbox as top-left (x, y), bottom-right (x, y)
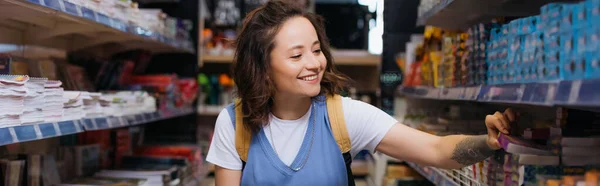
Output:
top-left (57, 121), bottom-right (78, 135)
top-left (82, 119), bottom-right (95, 130)
top-left (135, 114), bottom-right (144, 123)
top-left (43, 0), bottom-right (64, 11)
top-left (80, 6), bottom-right (96, 21)
top-left (38, 123), bottom-right (57, 138)
top-left (95, 13), bottom-right (112, 27)
top-left (95, 118), bottom-right (109, 129)
top-left (153, 112), bottom-right (161, 120)
top-left (13, 125), bottom-right (38, 142)
top-left (26, 0), bottom-right (43, 5)
top-left (111, 19), bottom-right (127, 32)
top-left (144, 113), bottom-right (153, 122)
top-left (61, 0), bottom-right (80, 16)
top-left (108, 117), bottom-right (122, 127)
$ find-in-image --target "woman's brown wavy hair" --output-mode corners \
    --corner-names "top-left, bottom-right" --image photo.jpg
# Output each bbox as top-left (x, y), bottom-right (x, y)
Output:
top-left (232, 0), bottom-right (348, 133)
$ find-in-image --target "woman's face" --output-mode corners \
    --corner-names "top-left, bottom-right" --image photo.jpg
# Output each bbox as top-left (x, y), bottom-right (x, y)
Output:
top-left (269, 16), bottom-right (326, 98)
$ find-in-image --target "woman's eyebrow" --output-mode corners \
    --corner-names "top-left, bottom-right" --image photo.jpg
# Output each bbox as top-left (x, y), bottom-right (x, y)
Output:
top-left (289, 40), bottom-right (320, 50)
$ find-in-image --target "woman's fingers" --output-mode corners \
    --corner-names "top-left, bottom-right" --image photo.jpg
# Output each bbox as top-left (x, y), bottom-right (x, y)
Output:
top-left (493, 111), bottom-right (510, 134)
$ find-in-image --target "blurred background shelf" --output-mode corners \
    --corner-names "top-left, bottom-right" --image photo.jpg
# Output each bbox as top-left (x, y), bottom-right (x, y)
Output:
top-left (0, 0), bottom-right (194, 55)
top-left (201, 49), bottom-right (380, 66)
top-left (417, 0), bottom-right (572, 30)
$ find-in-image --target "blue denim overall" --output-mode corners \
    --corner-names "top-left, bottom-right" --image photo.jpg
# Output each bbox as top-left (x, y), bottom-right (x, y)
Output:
top-left (226, 96), bottom-right (350, 186)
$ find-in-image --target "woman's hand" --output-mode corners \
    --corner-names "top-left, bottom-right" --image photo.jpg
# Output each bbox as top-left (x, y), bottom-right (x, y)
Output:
top-left (485, 108), bottom-right (517, 150)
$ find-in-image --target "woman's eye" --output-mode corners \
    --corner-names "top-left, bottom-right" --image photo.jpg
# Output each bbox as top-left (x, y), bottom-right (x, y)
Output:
top-left (291, 54), bottom-right (302, 59)
top-left (313, 49), bottom-right (322, 54)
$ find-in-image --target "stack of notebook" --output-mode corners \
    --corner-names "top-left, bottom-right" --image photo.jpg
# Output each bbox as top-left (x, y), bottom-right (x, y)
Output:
top-left (0, 75), bottom-right (28, 127)
top-left (62, 91), bottom-right (85, 121)
top-left (82, 92), bottom-right (104, 117)
top-left (22, 77), bottom-right (47, 124)
top-left (43, 80), bottom-right (64, 122)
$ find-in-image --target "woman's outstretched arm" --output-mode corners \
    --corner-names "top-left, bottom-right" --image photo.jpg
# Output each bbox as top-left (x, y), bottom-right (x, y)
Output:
top-left (376, 109), bottom-right (515, 169)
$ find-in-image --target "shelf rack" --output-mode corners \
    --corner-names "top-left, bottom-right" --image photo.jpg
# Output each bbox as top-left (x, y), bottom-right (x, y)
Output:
top-left (201, 49), bottom-right (381, 66)
top-left (0, 0), bottom-right (194, 54)
top-left (399, 78), bottom-right (600, 107)
top-left (406, 162), bottom-right (460, 186)
top-left (417, 0), bottom-right (564, 30)
top-left (0, 107), bottom-right (193, 146)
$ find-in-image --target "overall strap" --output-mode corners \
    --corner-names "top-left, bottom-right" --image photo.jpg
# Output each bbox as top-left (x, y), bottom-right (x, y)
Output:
top-left (231, 99), bottom-right (251, 162)
top-left (325, 94), bottom-right (351, 153)
top-left (326, 94), bottom-right (355, 186)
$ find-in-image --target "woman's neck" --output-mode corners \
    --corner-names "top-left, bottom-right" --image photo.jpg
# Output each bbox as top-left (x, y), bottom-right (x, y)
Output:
top-left (271, 94), bottom-right (312, 120)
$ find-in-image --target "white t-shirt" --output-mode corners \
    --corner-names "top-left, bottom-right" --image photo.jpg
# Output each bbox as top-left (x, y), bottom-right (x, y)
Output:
top-left (206, 97), bottom-right (398, 170)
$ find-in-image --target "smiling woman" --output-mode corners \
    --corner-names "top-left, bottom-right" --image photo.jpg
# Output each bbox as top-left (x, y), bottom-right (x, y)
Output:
top-left (206, 1), bottom-right (514, 186)
top-left (231, 1), bottom-right (348, 133)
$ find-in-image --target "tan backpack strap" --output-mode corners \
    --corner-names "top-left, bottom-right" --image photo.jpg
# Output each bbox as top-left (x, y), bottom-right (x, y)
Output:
top-left (326, 94), bottom-right (351, 153)
top-left (234, 99), bottom-right (252, 162)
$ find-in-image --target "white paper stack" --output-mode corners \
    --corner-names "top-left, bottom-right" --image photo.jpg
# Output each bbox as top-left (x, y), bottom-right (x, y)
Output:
top-left (62, 91), bottom-right (85, 121)
top-left (22, 77), bottom-right (47, 124)
top-left (44, 80), bottom-right (64, 122)
top-left (0, 75), bottom-right (28, 127)
top-left (101, 91), bottom-right (149, 116)
top-left (82, 92), bottom-right (104, 117)
top-left (141, 92), bottom-right (157, 113)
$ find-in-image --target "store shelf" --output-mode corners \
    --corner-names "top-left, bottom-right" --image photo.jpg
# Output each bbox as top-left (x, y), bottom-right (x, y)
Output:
top-left (399, 78), bottom-right (600, 107)
top-left (417, 0), bottom-right (561, 30)
top-left (0, 107), bottom-right (194, 146)
top-left (202, 50), bottom-right (380, 66)
top-left (197, 105), bottom-right (225, 116)
top-left (406, 162), bottom-right (459, 186)
top-left (0, 0), bottom-right (194, 54)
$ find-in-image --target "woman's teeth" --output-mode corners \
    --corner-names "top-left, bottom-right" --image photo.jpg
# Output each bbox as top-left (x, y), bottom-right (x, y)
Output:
top-left (302, 75), bottom-right (317, 81)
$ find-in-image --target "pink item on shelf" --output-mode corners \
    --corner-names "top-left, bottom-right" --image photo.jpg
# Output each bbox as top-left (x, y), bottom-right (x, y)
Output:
top-left (498, 133), bottom-right (553, 155)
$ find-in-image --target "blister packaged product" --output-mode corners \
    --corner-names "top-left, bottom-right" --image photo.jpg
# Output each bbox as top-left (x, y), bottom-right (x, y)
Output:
top-left (586, 0), bottom-right (600, 26)
top-left (574, 3), bottom-right (588, 27)
top-left (585, 51), bottom-right (600, 78)
top-left (575, 27), bottom-right (587, 55)
top-left (560, 53), bottom-right (587, 80)
top-left (560, 31), bottom-right (575, 57)
top-left (586, 26), bottom-right (600, 52)
top-left (545, 49), bottom-right (561, 66)
top-left (541, 3), bottom-right (566, 23)
top-left (561, 4), bottom-right (576, 31)
top-left (546, 21), bottom-right (561, 35)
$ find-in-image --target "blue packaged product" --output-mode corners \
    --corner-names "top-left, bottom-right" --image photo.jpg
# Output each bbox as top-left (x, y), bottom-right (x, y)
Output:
top-left (541, 3), bottom-right (567, 23)
top-left (546, 21), bottom-right (561, 34)
top-left (561, 4), bottom-right (576, 31)
top-left (560, 53), bottom-right (586, 80)
top-left (575, 28), bottom-right (587, 55)
top-left (560, 31), bottom-right (575, 56)
top-left (586, 26), bottom-right (600, 52)
top-left (544, 64), bottom-right (561, 81)
top-left (534, 16), bottom-right (543, 32)
top-left (586, 0), bottom-right (600, 26)
top-left (544, 33), bottom-right (561, 51)
top-left (574, 2), bottom-right (588, 27)
top-left (585, 51), bottom-right (600, 78)
top-left (545, 50), bottom-right (560, 66)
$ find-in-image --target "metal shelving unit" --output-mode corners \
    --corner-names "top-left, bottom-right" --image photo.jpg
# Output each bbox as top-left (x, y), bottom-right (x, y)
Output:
top-left (399, 78), bottom-right (600, 107)
top-left (0, 107), bottom-right (193, 146)
top-left (0, 0), bottom-right (194, 54)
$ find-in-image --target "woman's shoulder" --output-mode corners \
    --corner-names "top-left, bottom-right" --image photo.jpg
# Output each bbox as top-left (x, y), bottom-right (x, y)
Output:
top-left (215, 108), bottom-right (235, 130)
top-left (338, 96), bottom-right (379, 113)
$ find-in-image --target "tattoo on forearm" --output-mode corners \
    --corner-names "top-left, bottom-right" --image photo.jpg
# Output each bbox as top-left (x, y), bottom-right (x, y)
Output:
top-left (450, 135), bottom-right (495, 166)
